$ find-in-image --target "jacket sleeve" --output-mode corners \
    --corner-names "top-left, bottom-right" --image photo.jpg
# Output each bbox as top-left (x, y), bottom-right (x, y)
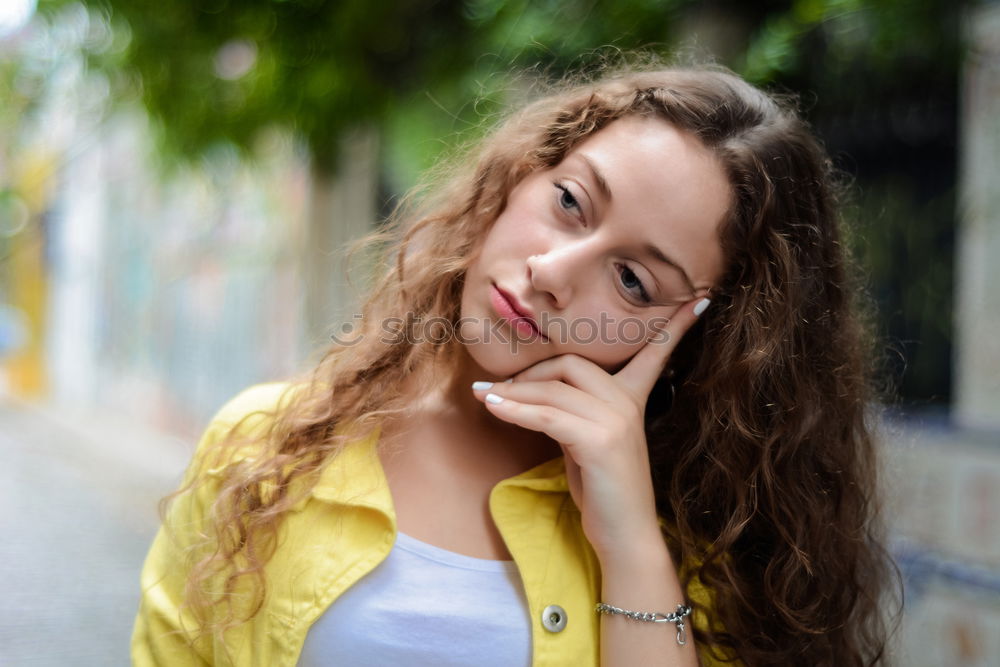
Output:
top-left (130, 413), bottom-right (231, 667)
top-left (131, 382), bottom-right (295, 666)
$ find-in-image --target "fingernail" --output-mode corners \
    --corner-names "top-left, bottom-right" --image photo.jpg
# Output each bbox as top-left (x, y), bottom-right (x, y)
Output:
top-left (504, 378), bottom-right (513, 383)
top-left (472, 381), bottom-right (494, 391)
top-left (693, 298), bottom-right (711, 317)
top-left (485, 393), bottom-right (504, 404)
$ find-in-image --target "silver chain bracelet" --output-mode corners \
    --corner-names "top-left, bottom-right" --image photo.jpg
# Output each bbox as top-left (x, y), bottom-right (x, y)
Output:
top-left (595, 602), bottom-right (693, 645)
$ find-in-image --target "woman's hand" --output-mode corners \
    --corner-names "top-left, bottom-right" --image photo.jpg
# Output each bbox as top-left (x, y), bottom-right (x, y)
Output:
top-left (471, 297), bottom-right (709, 562)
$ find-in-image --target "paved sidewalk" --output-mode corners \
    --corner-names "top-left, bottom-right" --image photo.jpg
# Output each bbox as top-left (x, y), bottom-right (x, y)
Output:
top-left (0, 398), bottom-right (194, 667)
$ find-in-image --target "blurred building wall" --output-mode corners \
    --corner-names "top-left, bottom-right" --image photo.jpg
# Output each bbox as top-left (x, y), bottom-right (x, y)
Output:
top-left (955, 0), bottom-right (1000, 432)
top-left (40, 105), bottom-right (315, 434)
top-left (887, 3), bottom-right (1000, 665)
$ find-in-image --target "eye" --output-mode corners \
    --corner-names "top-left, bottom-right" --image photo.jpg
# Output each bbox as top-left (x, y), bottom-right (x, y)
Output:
top-left (553, 182), bottom-right (583, 219)
top-left (615, 262), bottom-right (653, 305)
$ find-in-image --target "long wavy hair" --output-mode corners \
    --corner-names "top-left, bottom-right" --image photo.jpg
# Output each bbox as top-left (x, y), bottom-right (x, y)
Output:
top-left (170, 61), bottom-right (899, 664)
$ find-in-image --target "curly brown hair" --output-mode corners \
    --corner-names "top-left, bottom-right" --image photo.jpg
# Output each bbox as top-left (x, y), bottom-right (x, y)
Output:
top-left (171, 61), bottom-right (899, 664)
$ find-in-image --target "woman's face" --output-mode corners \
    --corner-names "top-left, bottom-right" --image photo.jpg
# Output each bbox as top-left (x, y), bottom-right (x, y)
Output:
top-left (458, 115), bottom-right (730, 377)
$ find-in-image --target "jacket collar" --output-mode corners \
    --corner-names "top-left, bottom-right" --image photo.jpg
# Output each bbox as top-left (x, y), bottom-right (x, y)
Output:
top-left (309, 424), bottom-right (394, 514)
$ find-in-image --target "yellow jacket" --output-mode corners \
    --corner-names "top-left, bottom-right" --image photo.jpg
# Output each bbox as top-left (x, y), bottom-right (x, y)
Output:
top-left (132, 382), bottom-right (726, 666)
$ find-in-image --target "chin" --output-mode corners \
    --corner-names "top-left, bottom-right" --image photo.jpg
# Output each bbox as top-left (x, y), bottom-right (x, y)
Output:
top-left (457, 337), bottom-right (529, 379)
top-left (482, 349), bottom-right (541, 378)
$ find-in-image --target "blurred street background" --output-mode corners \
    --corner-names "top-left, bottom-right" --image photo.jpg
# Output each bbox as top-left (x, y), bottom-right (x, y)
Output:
top-left (1, 0), bottom-right (998, 665)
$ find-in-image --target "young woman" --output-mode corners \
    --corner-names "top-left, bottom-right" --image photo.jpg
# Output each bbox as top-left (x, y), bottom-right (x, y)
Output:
top-left (132, 63), bottom-right (896, 665)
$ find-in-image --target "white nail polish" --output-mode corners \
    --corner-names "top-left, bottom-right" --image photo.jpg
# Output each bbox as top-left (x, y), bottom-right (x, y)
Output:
top-left (693, 298), bottom-right (711, 317)
top-left (485, 393), bottom-right (504, 404)
top-left (472, 381), bottom-right (494, 391)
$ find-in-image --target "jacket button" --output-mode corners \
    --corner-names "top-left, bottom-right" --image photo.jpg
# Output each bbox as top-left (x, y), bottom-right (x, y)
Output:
top-left (541, 604), bottom-right (568, 632)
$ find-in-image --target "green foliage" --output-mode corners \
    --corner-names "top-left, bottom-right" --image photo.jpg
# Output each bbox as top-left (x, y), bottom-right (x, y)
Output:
top-left (742, 0), bottom-right (961, 86)
top-left (850, 178), bottom-right (956, 404)
top-left (740, 0), bottom-right (963, 124)
top-left (37, 0), bottom-right (689, 174)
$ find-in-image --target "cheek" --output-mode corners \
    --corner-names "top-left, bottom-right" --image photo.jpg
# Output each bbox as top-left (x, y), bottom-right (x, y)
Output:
top-left (557, 317), bottom-right (651, 369)
top-left (493, 187), bottom-right (554, 243)
top-left (560, 306), bottom-right (680, 371)
top-left (461, 220), bottom-right (507, 288)
top-left (474, 215), bottom-right (523, 263)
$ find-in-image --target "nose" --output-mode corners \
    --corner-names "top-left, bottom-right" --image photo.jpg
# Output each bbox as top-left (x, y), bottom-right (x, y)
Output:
top-left (526, 241), bottom-right (593, 310)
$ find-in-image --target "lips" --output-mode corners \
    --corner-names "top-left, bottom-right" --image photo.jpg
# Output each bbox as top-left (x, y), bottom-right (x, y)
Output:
top-left (491, 284), bottom-right (547, 341)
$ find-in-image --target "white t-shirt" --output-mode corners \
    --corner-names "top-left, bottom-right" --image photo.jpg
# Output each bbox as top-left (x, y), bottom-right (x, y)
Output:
top-left (297, 531), bottom-right (533, 666)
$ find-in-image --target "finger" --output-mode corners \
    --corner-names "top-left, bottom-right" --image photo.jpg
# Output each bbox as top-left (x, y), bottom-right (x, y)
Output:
top-left (505, 354), bottom-right (626, 404)
top-left (478, 393), bottom-right (600, 451)
top-left (614, 296), bottom-right (711, 399)
top-left (471, 378), bottom-right (614, 422)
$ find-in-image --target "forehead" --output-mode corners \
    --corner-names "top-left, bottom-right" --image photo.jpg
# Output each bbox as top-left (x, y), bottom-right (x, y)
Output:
top-left (560, 115), bottom-right (730, 288)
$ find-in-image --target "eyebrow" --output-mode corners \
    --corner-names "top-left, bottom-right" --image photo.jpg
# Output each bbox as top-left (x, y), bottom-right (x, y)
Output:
top-left (580, 155), bottom-right (613, 203)
top-left (579, 154), bottom-right (700, 297)
top-left (642, 243), bottom-right (698, 296)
